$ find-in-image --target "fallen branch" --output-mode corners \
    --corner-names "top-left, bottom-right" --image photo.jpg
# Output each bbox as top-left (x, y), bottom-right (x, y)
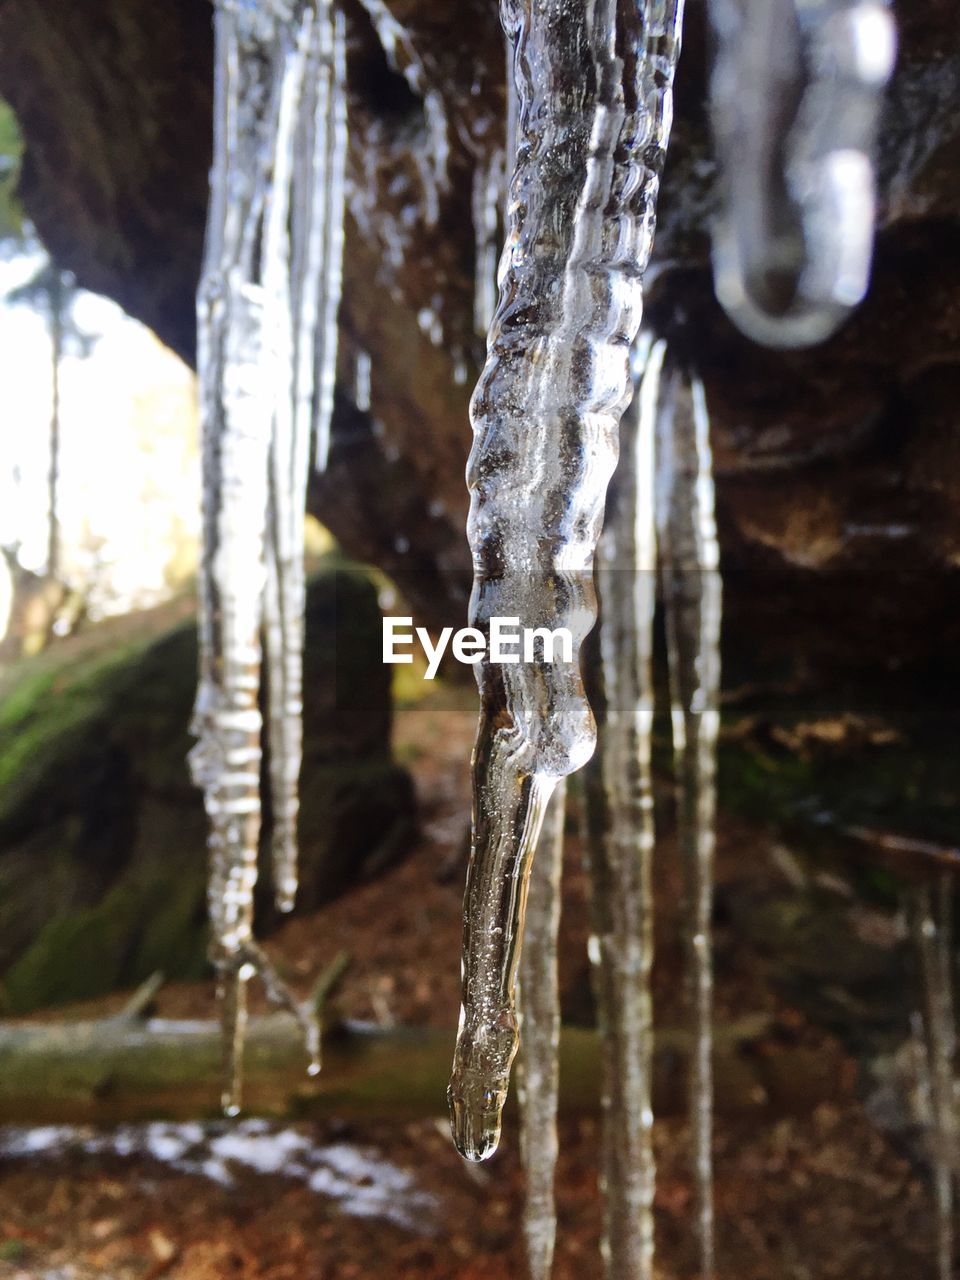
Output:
top-left (112, 971), bottom-right (166, 1024)
top-left (0, 1009), bottom-right (847, 1126)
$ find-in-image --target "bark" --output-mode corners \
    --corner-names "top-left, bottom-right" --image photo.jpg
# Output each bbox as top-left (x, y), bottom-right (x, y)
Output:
top-left (0, 548), bottom-right (65, 664)
top-left (47, 277), bottom-right (62, 582)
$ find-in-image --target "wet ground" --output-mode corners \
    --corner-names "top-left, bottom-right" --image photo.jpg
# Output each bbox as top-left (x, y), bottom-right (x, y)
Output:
top-left (0, 683), bottom-right (947, 1279)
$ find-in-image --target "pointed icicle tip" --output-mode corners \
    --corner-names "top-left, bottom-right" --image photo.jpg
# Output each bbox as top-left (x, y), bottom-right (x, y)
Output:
top-left (275, 888), bottom-right (297, 914)
top-left (447, 1082), bottom-right (506, 1163)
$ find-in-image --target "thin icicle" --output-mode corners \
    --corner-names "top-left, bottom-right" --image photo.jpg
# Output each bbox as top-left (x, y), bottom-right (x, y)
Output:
top-left (517, 779), bottom-right (566, 1280)
top-left (655, 358), bottom-right (722, 1280)
top-left (192, 0), bottom-right (346, 1113)
top-left (355, 0), bottom-right (450, 228)
top-left (908, 876), bottom-right (957, 1280)
top-left (264, 4), bottom-right (313, 915)
top-left (266, 0), bottom-right (347, 907)
top-left (312, 5), bottom-right (348, 469)
top-left (584, 337), bottom-right (665, 1280)
top-left (472, 145), bottom-right (506, 339)
top-left (193, 0), bottom-right (292, 1117)
top-left (448, 0), bottom-right (684, 1163)
top-left (505, 30), bottom-right (519, 175)
top-left (354, 348), bottom-right (372, 412)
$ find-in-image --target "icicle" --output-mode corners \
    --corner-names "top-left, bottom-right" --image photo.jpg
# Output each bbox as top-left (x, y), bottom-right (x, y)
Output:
top-left (311, 4), bottom-right (348, 469)
top-left (708, 0), bottom-right (896, 348)
top-left (584, 336), bottom-right (664, 1280)
top-left (264, 3), bottom-right (313, 916)
top-left (354, 348), bottom-right (372, 412)
top-left (452, 351), bottom-right (470, 387)
top-left (472, 145), bottom-right (506, 339)
top-left (517, 779), bottom-right (565, 1280)
top-left (265, 0), bottom-right (346, 907)
top-left (417, 305), bottom-right (444, 347)
top-left (907, 876), bottom-right (957, 1280)
top-left (448, 0), bottom-right (684, 1164)
top-left (655, 358), bottom-right (722, 1280)
top-left (505, 30), bottom-right (519, 173)
top-left (356, 0), bottom-right (450, 227)
top-left (470, 23), bottom-right (514, 343)
top-left (192, 0), bottom-right (346, 1113)
top-left (193, 0), bottom-right (290, 1116)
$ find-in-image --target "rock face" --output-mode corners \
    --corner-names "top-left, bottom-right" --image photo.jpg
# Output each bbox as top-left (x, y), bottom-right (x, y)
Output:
top-left (1, 0), bottom-right (958, 675)
top-left (0, 565), bottom-right (416, 1014)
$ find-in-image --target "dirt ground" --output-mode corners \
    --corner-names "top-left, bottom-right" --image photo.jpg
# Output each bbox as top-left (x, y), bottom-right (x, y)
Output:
top-left (0, 683), bottom-right (944, 1279)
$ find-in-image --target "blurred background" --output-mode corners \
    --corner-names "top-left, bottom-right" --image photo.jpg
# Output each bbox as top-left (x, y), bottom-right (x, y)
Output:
top-left (0, 103), bottom-right (199, 653)
top-left (0, 1), bottom-right (959, 1277)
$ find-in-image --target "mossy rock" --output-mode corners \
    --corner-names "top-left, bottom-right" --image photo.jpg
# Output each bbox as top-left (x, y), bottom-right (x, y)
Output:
top-left (0, 563), bottom-right (415, 1014)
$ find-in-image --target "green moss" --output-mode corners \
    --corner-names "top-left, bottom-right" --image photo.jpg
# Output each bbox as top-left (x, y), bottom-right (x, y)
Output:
top-left (0, 97), bottom-right (25, 241)
top-left (0, 668), bottom-right (57, 731)
top-left (1, 881), bottom-right (147, 1012)
top-left (0, 567), bottom-right (415, 1013)
top-left (0, 636), bottom-right (154, 829)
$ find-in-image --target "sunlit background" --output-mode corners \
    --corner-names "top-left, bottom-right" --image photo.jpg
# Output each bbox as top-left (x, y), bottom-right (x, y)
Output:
top-left (0, 250), bottom-right (199, 647)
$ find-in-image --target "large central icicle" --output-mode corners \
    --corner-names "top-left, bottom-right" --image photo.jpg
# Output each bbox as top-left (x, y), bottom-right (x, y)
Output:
top-left (192, 0), bottom-right (348, 1114)
top-left (448, 0), bottom-right (685, 1162)
top-left (509, 38), bottom-right (563, 1280)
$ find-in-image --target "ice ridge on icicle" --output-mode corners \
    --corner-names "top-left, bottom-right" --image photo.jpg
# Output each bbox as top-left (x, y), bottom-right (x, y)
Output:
top-left (448, 0), bottom-right (685, 1163)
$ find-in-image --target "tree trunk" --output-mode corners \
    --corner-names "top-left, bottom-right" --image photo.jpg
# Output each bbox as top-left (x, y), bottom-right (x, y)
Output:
top-left (47, 275), bottom-right (62, 584)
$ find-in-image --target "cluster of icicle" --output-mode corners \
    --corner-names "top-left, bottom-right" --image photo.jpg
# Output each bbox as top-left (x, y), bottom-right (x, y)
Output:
top-left (456, 2), bottom-right (897, 1280)
top-left (190, 0), bottom-right (347, 1115)
top-left (525, 339), bottom-right (721, 1280)
top-left (187, 0), bottom-right (902, 1265)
